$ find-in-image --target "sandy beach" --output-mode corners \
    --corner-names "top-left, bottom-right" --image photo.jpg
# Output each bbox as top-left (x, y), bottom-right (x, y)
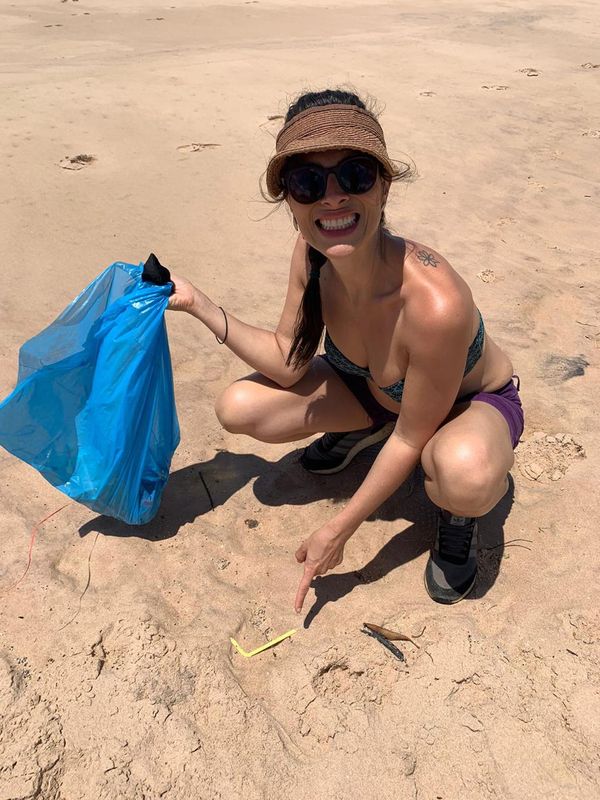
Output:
top-left (1, 1), bottom-right (599, 798)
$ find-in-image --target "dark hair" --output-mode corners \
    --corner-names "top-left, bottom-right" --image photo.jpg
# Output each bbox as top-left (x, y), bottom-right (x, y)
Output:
top-left (284, 89), bottom-right (368, 123)
top-left (284, 89), bottom-right (388, 370)
top-left (286, 245), bottom-right (327, 370)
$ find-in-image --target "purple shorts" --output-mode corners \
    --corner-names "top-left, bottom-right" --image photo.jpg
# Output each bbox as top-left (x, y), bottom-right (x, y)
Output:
top-left (321, 355), bottom-right (524, 449)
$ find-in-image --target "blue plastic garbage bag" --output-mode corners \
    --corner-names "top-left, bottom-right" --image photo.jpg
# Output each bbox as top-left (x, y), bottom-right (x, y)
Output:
top-left (0, 256), bottom-right (180, 525)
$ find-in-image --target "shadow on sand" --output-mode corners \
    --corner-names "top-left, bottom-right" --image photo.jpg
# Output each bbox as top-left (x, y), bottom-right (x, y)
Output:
top-left (79, 447), bottom-right (514, 624)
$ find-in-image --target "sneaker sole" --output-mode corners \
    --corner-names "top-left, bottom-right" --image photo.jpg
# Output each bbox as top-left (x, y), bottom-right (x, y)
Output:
top-left (423, 569), bottom-right (477, 605)
top-left (302, 421), bottom-right (395, 475)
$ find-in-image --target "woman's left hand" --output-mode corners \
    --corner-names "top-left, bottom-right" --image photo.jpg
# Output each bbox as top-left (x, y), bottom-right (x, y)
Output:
top-left (294, 525), bottom-right (350, 613)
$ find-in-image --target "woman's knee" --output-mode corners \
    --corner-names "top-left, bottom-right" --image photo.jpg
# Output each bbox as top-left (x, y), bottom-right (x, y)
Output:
top-left (215, 380), bottom-right (262, 433)
top-left (423, 435), bottom-right (511, 508)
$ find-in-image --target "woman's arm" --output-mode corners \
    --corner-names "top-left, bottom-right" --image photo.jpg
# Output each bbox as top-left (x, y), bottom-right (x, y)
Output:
top-left (169, 235), bottom-right (313, 388)
top-left (294, 294), bottom-right (473, 611)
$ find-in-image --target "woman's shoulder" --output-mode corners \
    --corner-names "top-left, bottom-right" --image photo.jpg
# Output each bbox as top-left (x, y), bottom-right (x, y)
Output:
top-left (401, 238), bottom-right (473, 327)
top-left (402, 238), bottom-right (452, 274)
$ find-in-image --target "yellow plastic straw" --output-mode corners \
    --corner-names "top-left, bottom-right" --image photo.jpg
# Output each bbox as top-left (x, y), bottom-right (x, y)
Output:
top-left (230, 629), bottom-right (297, 658)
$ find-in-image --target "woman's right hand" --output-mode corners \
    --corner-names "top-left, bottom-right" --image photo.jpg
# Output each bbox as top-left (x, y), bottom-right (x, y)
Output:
top-left (167, 273), bottom-right (200, 314)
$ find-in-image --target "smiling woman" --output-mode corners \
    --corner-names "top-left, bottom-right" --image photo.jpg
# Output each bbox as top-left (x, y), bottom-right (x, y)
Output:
top-left (262, 93), bottom-right (413, 371)
top-left (166, 88), bottom-right (524, 613)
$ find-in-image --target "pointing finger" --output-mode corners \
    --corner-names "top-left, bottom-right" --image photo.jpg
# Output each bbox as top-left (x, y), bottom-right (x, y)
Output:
top-left (294, 564), bottom-right (316, 614)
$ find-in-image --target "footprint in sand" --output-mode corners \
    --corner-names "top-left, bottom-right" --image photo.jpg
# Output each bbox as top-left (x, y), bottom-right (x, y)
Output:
top-left (481, 85), bottom-right (509, 91)
top-left (580, 62), bottom-right (600, 69)
top-left (581, 130), bottom-right (600, 138)
top-left (59, 153), bottom-right (96, 170)
top-left (527, 175), bottom-right (545, 191)
top-left (259, 114), bottom-right (284, 131)
top-left (567, 610), bottom-right (599, 646)
top-left (177, 143), bottom-right (221, 153)
top-left (293, 647), bottom-right (394, 752)
top-left (517, 68), bottom-right (541, 76)
top-left (476, 269), bottom-right (501, 283)
top-left (419, 91), bottom-right (436, 96)
top-left (516, 431), bottom-right (585, 483)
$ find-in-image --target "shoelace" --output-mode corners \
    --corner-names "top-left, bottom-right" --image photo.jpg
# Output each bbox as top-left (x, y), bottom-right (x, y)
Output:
top-left (438, 518), bottom-right (476, 565)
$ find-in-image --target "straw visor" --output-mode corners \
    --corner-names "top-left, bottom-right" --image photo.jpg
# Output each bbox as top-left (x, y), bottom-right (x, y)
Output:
top-left (266, 104), bottom-right (399, 199)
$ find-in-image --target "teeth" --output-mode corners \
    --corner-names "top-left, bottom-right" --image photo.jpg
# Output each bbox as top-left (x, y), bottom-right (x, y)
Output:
top-left (319, 214), bottom-right (357, 231)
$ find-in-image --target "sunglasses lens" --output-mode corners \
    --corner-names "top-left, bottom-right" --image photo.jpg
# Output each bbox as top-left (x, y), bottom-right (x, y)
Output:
top-left (287, 167), bottom-right (325, 204)
top-left (284, 156), bottom-right (379, 203)
top-left (338, 157), bottom-right (379, 194)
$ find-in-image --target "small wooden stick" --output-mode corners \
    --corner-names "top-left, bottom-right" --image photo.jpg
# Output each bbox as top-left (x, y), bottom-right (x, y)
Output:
top-left (364, 622), bottom-right (422, 648)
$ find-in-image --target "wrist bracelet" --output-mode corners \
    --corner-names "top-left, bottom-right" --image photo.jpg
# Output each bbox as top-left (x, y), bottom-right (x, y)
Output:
top-left (215, 306), bottom-right (228, 344)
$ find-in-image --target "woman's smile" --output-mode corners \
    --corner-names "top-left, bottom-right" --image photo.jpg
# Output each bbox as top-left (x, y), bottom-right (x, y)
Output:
top-left (315, 211), bottom-right (360, 235)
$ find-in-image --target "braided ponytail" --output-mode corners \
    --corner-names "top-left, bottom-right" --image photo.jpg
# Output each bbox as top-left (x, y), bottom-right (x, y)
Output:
top-left (286, 246), bottom-right (327, 369)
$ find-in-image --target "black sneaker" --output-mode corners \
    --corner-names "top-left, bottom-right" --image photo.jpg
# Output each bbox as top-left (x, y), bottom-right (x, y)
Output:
top-left (424, 511), bottom-right (478, 604)
top-left (300, 422), bottom-right (395, 475)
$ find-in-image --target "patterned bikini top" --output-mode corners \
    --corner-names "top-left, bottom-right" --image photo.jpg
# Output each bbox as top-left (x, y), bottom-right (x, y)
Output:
top-left (324, 311), bottom-right (485, 402)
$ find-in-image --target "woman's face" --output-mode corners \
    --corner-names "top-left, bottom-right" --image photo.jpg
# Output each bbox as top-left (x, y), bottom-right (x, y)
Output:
top-left (285, 148), bottom-right (388, 259)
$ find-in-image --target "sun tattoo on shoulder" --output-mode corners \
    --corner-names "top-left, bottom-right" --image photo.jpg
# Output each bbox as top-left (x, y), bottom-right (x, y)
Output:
top-left (416, 250), bottom-right (439, 268)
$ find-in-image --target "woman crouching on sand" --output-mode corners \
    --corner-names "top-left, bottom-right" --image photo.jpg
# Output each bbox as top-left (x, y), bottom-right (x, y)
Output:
top-left (168, 89), bottom-right (524, 613)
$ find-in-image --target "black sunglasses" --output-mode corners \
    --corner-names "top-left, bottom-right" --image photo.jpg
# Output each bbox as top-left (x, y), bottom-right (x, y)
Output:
top-left (281, 155), bottom-right (380, 204)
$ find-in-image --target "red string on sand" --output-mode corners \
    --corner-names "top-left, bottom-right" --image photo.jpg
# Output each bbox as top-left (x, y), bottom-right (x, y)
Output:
top-left (1, 501), bottom-right (71, 594)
